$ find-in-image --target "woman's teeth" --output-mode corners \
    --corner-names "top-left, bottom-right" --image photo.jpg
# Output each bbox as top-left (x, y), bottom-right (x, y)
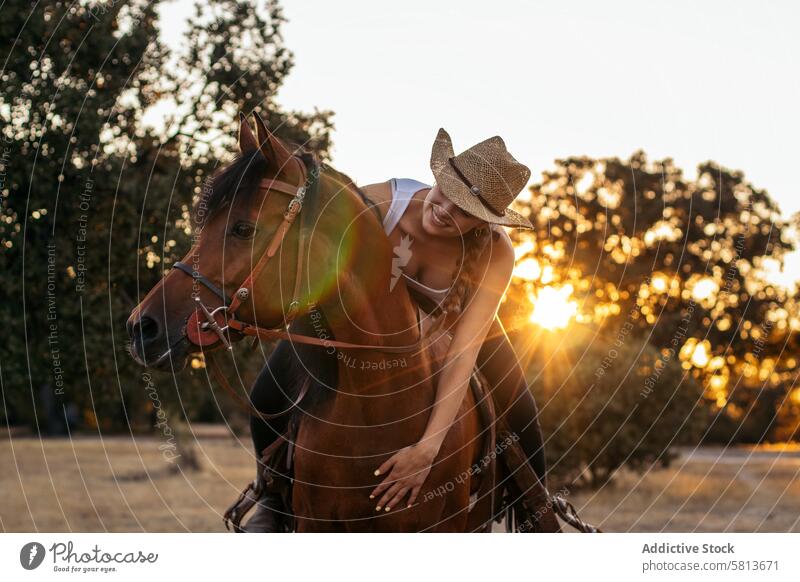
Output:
top-left (432, 207), bottom-right (448, 227)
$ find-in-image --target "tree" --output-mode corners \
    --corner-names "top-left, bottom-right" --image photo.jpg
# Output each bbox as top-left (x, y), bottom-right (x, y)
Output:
top-left (500, 152), bottom-right (798, 446)
top-left (0, 0), bottom-right (333, 433)
top-left (517, 323), bottom-right (703, 488)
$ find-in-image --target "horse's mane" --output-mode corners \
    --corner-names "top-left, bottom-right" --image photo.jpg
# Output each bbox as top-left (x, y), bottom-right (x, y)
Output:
top-left (193, 145), bottom-right (381, 228)
top-left (193, 149), bottom-right (269, 227)
top-left (316, 161), bottom-right (382, 224)
top-left (280, 158), bottom-right (383, 417)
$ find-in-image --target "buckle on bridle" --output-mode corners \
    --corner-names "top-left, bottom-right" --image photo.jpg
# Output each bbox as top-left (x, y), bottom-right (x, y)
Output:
top-left (284, 187), bottom-right (306, 219)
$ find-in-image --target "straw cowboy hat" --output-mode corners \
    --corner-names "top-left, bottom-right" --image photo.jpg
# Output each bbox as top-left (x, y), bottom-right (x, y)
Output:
top-left (430, 128), bottom-right (533, 229)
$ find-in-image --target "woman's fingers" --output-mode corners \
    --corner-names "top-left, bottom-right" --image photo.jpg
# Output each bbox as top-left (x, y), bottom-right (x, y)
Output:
top-left (374, 454), bottom-right (398, 478)
top-left (370, 465), bottom-right (400, 500)
top-left (384, 487), bottom-right (410, 512)
top-left (406, 485), bottom-right (423, 508)
top-left (368, 447), bottom-right (433, 511)
top-left (376, 482), bottom-right (403, 511)
top-left (369, 453), bottom-right (403, 500)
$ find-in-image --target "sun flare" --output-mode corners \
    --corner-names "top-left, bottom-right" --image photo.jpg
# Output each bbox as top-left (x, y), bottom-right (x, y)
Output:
top-left (529, 284), bottom-right (578, 330)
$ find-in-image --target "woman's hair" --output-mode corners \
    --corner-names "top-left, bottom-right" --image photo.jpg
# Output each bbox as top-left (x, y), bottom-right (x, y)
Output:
top-left (428, 224), bottom-right (497, 335)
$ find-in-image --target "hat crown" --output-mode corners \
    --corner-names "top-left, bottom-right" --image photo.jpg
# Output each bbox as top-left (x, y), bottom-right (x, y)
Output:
top-left (449, 136), bottom-right (530, 214)
top-left (429, 128), bottom-right (533, 229)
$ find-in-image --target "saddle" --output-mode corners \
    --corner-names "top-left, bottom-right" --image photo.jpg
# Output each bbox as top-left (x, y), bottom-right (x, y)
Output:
top-left (223, 367), bottom-right (599, 533)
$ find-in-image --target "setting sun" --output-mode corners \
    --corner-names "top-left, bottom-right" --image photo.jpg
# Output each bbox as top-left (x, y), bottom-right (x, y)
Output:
top-left (529, 284), bottom-right (578, 330)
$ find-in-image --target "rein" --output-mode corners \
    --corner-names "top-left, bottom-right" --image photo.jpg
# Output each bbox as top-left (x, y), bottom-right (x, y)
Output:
top-left (171, 152), bottom-right (429, 421)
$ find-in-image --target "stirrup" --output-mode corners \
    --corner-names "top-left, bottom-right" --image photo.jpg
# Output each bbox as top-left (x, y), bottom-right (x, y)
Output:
top-left (223, 479), bottom-right (262, 532)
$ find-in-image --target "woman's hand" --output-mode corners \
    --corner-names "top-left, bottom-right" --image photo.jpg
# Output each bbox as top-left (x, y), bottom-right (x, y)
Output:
top-left (370, 442), bottom-right (439, 512)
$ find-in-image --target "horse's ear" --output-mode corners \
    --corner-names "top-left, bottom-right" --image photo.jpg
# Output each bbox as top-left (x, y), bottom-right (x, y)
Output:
top-left (238, 112), bottom-right (259, 153)
top-left (252, 111), bottom-right (272, 150)
top-left (253, 111), bottom-right (295, 176)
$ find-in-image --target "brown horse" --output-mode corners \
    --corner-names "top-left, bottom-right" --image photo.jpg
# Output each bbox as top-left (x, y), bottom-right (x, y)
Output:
top-left (127, 113), bottom-right (489, 531)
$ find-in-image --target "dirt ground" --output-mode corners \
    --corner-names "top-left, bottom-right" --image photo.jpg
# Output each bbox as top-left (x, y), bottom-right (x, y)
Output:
top-left (2, 429), bottom-right (798, 532)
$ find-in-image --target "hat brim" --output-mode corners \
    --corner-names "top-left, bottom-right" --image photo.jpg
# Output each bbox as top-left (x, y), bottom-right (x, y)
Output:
top-left (430, 129), bottom-right (533, 230)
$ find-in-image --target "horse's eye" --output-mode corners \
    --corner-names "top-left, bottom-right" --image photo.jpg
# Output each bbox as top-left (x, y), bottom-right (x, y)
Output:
top-left (231, 222), bottom-right (256, 239)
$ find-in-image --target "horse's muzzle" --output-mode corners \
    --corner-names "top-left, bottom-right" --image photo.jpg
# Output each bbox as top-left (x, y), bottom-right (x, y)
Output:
top-left (127, 313), bottom-right (189, 371)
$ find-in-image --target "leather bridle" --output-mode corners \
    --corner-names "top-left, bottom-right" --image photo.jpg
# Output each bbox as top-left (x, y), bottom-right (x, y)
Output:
top-left (175, 153), bottom-right (314, 351)
top-left (166, 153), bottom-right (428, 420)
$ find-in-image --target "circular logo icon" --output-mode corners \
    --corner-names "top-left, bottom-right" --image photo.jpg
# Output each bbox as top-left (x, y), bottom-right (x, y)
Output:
top-left (19, 542), bottom-right (46, 570)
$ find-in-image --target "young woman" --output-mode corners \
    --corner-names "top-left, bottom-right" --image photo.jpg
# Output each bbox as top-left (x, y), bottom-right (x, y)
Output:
top-left (241, 128), bottom-right (547, 531)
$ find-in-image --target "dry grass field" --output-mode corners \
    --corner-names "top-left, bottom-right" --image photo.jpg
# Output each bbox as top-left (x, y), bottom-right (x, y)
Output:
top-left (567, 446), bottom-right (800, 532)
top-left (2, 429), bottom-right (798, 532)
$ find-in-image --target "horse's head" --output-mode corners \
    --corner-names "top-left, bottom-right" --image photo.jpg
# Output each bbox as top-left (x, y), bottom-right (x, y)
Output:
top-left (127, 113), bottom-right (316, 371)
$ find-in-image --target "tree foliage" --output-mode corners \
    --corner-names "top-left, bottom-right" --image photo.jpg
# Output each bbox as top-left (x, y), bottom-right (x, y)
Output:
top-left (516, 324), bottom-right (703, 488)
top-left (500, 152), bottom-right (798, 447)
top-left (0, 0), bottom-right (333, 433)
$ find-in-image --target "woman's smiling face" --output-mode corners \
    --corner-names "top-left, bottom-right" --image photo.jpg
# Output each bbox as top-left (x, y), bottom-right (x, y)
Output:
top-left (422, 183), bottom-right (485, 237)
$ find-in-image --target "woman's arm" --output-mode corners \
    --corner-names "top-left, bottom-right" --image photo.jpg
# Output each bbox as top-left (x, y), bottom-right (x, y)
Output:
top-left (370, 232), bottom-right (516, 511)
top-left (417, 236), bottom-right (515, 454)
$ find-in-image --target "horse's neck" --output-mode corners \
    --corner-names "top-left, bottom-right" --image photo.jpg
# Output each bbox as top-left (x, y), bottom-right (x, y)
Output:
top-left (300, 176), bottom-right (437, 439)
top-left (313, 181), bottom-right (420, 351)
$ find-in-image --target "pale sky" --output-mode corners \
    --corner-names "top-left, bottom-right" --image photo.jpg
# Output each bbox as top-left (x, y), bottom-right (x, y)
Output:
top-left (158, 0), bottom-right (800, 286)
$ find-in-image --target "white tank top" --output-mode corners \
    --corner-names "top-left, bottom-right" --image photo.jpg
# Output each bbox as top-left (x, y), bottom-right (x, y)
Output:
top-left (382, 178), bottom-right (451, 303)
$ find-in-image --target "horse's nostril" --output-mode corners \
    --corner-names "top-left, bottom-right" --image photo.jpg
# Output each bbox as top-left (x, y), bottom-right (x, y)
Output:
top-left (130, 315), bottom-right (160, 346)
